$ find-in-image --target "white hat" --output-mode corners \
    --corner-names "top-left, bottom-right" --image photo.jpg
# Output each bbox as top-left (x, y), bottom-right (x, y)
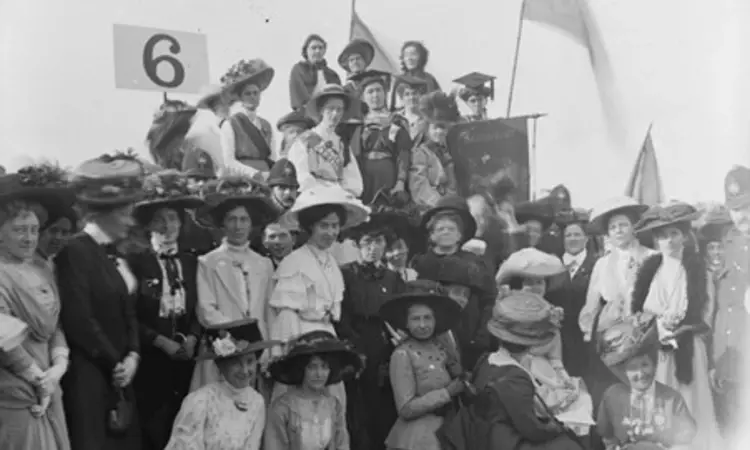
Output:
top-left (279, 184), bottom-right (370, 231)
top-left (589, 196), bottom-right (648, 235)
top-left (495, 247), bottom-right (565, 285)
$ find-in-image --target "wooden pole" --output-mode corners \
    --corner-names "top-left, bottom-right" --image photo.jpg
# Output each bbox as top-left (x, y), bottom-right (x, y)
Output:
top-left (506, 0), bottom-right (527, 118)
top-left (530, 115), bottom-right (539, 200)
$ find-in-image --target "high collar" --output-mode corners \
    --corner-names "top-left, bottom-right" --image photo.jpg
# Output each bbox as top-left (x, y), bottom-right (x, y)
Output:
top-left (220, 238), bottom-right (251, 254)
top-left (151, 234), bottom-right (178, 255)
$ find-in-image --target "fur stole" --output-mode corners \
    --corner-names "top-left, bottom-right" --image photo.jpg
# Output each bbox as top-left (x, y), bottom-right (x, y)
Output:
top-left (631, 250), bottom-right (708, 385)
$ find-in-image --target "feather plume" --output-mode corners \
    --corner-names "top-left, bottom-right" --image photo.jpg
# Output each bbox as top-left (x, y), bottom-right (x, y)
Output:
top-left (146, 99), bottom-right (198, 169)
top-left (418, 91), bottom-right (460, 124)
top-left (16, 161), bottom-right (72, 188)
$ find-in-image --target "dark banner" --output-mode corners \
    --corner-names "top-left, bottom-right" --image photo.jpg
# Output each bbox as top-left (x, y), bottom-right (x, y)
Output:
top-left (447, 117), bottom-right (530, 202)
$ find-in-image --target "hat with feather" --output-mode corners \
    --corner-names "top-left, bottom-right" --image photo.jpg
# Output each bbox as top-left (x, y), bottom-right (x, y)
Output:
top-left (133, 170), bottom-right (205, 226)
top-left (146, 97), bottom-right (198, 169)
top-left (194, 175), bottom-right (277, 229)
top-left (72, 150), bottom-right (146, 209)
top-left (418, 91), bottom-right (460, 126)
top-left (221, 59), bottom-right (275, 96)
top-left (1, 162), bottom-right (77, 229)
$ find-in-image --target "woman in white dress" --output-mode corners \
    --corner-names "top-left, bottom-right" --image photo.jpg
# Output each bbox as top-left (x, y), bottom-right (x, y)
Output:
top-left (286, 84), bottom-right (363, 197)
top-left (166, 319), bottom-right (279, 450)
top-left (190, 176), bottom-right (279, 391)
top-left (269, 184), bottom-right (369, 405)
top-left (630, 201), bottom-right (723, 449)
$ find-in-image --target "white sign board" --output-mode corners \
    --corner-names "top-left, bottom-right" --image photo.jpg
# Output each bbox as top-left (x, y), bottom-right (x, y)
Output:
top-left (113, 24), bottom-right (209, 94)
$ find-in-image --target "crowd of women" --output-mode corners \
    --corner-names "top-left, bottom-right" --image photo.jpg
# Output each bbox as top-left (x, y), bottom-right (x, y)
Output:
top-left (0, 32), bottom-right (749, 450)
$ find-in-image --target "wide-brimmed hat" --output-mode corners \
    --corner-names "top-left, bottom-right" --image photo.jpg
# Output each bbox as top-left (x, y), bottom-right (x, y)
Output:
top-left (276, 110), bottom-right (315, 132)
top-left (338, 39), bottom-right (375, 72)
top-left (556, 207), bottom-right (591, 230)
top-left (195, 175), bottom-right (277, 228)
top-left (725, 165), bottom-right (750, 210)
top-left (589, 196), bottom-right (649, 235)
top-left (486, 291), bottom-right (561, 347)
top-left (495, 247), bottom-right (566, 285)
top-left (696, 203), bottom-right (733, 242)
top-left (268, 331), bottom-right (363, 386)
top-left (196, 318), bottom-right (280, 361)
top-left (266, 159), bottom-right (299, 188)
top-left (306, 84), bottom-right (353, 122)
top-left (1, 162), bottom-right (77, 228)
top-left (71, 152), bottom-right (146, 208)
top-left (279, 184), bottom-right (370, 231)
top-left (417, 254), bottom-right (490, 292)
top-left (220, 59), bottom-right (275, 94)
top-left (133, 170), bottom-right (205, 225)
top-left (597, 314), bottom-right (659, 368)
top-left (515, 201), bottom-right (555, 229)
top-left (196, 84), bottom-right (224, 109)
top-left (379, 280), bottom-right (462, 335)
top-left (634, 201), bottom-right (702, 235)
top-left (420, 194), bottom-right (478, 243)
top-left (418, 91), bottom-right (460, 126)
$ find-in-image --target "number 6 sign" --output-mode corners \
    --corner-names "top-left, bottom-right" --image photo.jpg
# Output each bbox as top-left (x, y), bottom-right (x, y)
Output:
top-left (113, 24), bottom-right (209, 94)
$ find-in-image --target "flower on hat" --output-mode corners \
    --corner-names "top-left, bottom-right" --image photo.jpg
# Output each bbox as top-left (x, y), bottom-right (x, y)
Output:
top-left (213, 332), bottom-right (238, 357)
top-left (141, 170), bottom-right (193, 200)
top-left (16, 162), bottom-right (71, 188)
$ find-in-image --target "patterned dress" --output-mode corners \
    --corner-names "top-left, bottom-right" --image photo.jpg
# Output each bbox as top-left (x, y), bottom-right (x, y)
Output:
top-left (165, 382), bottom-right (265, 450)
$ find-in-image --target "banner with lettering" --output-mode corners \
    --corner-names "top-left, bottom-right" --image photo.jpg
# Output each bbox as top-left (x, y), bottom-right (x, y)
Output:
top-left (446, 117), bottom-right (530, 201)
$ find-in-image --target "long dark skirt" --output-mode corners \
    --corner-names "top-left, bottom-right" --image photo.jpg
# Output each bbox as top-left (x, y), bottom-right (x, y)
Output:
top-left (361, 158), bottom-right (397, 204)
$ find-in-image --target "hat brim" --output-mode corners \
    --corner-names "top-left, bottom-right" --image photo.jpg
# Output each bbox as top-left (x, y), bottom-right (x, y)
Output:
top-left (635, 211), bottom-right (703, 235)
top-left (196, 195), bottom-right (279, 229)
top-left (420, 206), bottom-right (478, 243)
top-left (337, 40), bottom-right (375, 72)
top-left (195, 339), bottom-right (282, 361)
top-left (134, 196), bottom-right (206, 224)
top-left (269, 345), bottom-right (363, 386)
top-left (486, 321), bottom-right (557, 347)
top-left (280, 200), bottom-right (369, 231)
top-left (589, 204), bottom-right (649, 235)
top-left (379, 293), bottom-right (462, 336)
top-left (224, 66), bottom-right (275, 94)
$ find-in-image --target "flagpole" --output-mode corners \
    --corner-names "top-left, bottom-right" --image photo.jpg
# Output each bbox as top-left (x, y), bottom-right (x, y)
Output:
top-left (350, 0), bottom-right (356, 36)
top-left (506, 0), bottom-right (527, 117)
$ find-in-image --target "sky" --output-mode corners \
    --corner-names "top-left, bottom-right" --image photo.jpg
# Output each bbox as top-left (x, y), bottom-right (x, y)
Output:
top-left (1, 0), bottom-right (749, 208)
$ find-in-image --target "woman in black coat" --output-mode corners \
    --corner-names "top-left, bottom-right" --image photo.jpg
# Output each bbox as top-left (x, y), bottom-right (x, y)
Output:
top-left (56, 154), bottom-right (145, 450)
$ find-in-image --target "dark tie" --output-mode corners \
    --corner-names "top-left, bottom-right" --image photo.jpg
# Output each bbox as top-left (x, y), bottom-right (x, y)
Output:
top-left (159, 252), bottom-right (181, 295)
top-left (102, 243), bottom-right (122, 261)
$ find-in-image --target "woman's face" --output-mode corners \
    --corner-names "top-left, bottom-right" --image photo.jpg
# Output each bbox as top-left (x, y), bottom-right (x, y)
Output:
top-left (358, 233), bottom-right (387, 263)
top-left (38, 217), bottom-right (73, 257)
top-left (320, 98), bottom-right (346, 127)
top-left (563, 223), bottom-right (588, 256)
top-left (607, 214), bottom-right (635, 248)
top-left (149, 207), bottom-right (182, 243)
top-left (653, 226), bottom-right (685, 258)
top-left (98, 204), bottom-right (136, 241)
top-left (402, 45), bottom-right (421, 70)
top-left (239, 83), bottom-right (261, 110)
top-left (401, 87), bottom-right (420, 109)
top-left (386, 239), bottom-right (409, 269)
top-left (306, 39), bottom-right (326, 63)
top-left (218, 352), bottom-right (258, 389)
top-left (430, 217), bottom-right (462, 249)
top-left (427, 123), bottom-right (448, 145)
top-left (524, 220), bottom-right (543, 247)
top-left (362, 82), bottom-right (385, 110)
top-left (467, 95), bottom-right (486, 116)
top-left (522, 276), bottom-right (546, 296)
top-left (406, 303), bottom-right (436, 340)
top-left (303, 355), bottom-right (331, 392)
top-left (623, 353), bottom-right (656, 392)
top-left (0, 209), bottom-right (40, 260)
top-left (222, 205), bottom-right (253, 246)
top-left (705, 240), bottom-right (725, 267)
top-left (309, 212), bottom-right (341, 250)
top-left (281, 124), bottom-right (305, 146)
top-left (347, 53), bottom-right (366, 74)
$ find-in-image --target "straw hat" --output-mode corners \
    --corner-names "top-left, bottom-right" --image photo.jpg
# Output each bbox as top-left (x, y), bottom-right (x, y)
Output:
top-left (305, 84), bottom-right (353, 122)
top-left (495, 247), bottom-right (566, 285)
top-left (379, 280), bottom-right (462, 335)
top-left (133, 170), bottom-right (204, 225)
top-left (268, 331), bottom-right (363, 386)
top-left (1, 162), bottom-right (76, 228)
top-left (597, 314), bottom-right (659, 368)
top-left (279, 184), bottom-right (370, 231)
top-left (589, 196), bottom-right (649, 235)
top-left (71, 152), bottom-right (146, 207)
top-left (196, 318), bottom-right (280, 361)
top-left (634, 201), bottom-right (702, 235)
top-left (220, 59), bottom-right (275, 94)
top-left (486, 291), bottom-right (561, 347)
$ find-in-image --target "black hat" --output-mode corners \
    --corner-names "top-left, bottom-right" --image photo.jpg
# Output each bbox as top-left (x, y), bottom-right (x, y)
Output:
top-left (196, 318), bottom-right (280, 361)
top-left (515, 201), bottom-right (555, 230)
top-left (725, 165), bottom-right (750, 210)
top-left (393, 74), bottom-right (429, 97)
top-left (348, 69), bottom-right (392, 93)
top-left (416, 254), bottom-right (489, 292)
top-left (453, 72), bottom-right (496, 101)
top-left (420, 194), bottom-right (478, 243)
top-left (133, 170), bottom-right (205, 225)
top-left (195, 176), bottom-right (277, 229)
top-left (697, 204), bottom-right (733, 242)
top-left (0, 163), bottom-right (76, 228)
top-left (379, 280), bottom-right (462, 335)
top-left (266, 159), bottom-right (299, 188)
top-left (418, 91), bottom-right (460, 125)
top-left (268, 331), bottom-right (362, 386)
top-left (634, 201), bottom-right (702, 235)
top-left (276, 110), bottom-right (315, 132)
top-left (71, 152), bottom-right (145, 208)
top-left (338, 39), bottom-right (375, 72)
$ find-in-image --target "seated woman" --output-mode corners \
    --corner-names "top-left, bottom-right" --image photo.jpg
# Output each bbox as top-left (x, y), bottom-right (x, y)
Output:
top-left (165, 319), bottom-right (279, 450)
top-left (264, 330), bottom-right (362, 450)
top-left (494, 247), bottom-right (594, 435)
top-left (471, 291), bottom-right (583, 449)
top-left (597, 315), bottom-right (696, 449)
top-left (379, 280), bottom-right (467, 450)
top-left (286, 84), bottom-right (363, 197)
top-left (289, 34), bottom-right (342, 111)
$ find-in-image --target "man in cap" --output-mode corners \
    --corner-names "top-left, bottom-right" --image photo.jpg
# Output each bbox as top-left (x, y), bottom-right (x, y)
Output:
top-left (267, 158), bottom-right (299, 213)
top-left (711, 165), bottom-right (750, 435)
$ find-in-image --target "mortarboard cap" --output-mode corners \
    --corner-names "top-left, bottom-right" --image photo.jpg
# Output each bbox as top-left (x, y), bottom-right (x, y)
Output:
top-left (349, 69), bottom-right (392, 92)
top-left (453, 72), bottom-right (496, 101)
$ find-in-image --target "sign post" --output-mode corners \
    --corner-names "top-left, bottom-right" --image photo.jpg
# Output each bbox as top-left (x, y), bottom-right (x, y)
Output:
top-left (113, 24), bottom-right (209, 94)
